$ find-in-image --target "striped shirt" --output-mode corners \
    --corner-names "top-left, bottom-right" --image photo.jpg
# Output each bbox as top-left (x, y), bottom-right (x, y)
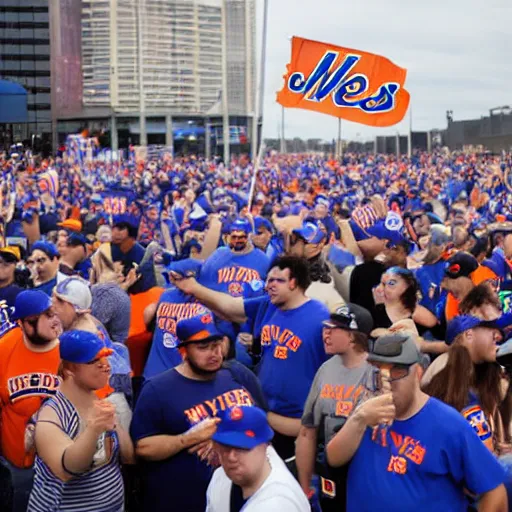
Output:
top-left (27, 391), bottom-right (124, 512)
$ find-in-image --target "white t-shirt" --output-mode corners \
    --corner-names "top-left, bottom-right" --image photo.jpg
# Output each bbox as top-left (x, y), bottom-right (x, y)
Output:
top-left (206, 446), bottom-right (310, 512)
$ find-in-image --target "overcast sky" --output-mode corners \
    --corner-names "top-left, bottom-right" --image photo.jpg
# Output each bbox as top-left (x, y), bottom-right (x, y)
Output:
top-left (256, 0), bottom-right (512, 142)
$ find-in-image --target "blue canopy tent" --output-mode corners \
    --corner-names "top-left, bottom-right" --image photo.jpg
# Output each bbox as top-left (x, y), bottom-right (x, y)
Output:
top-left (0, 80), bottom-right (28, 123)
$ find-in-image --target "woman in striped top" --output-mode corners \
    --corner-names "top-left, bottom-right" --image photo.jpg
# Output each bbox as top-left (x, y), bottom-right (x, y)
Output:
top-left (27, 330), bottom-right (135, 512)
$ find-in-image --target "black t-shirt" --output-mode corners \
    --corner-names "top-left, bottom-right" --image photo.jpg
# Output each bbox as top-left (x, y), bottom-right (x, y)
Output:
top-left (349, 261), bottom-right (385, 318)
top-left (230, 484), bottom-right (247, 512)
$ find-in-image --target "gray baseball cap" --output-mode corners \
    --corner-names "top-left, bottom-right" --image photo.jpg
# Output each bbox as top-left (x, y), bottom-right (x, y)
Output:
top-left (368, 333), bottom-right (422, 366)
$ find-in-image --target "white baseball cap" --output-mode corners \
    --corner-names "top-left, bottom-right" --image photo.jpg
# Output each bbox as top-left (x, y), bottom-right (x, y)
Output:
top-left (54, 275), bottom-right (92, 312)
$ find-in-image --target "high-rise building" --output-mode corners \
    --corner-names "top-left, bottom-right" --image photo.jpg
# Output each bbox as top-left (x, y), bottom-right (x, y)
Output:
top-left (0, 0), bottom-right (52, 145)
top-left (51, 0), bottom-right (256, 155)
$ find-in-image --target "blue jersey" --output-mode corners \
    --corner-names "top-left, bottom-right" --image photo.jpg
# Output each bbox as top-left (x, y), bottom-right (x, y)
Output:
top-left (143, 288), bottom-right (206, 379)
top-left (199, 246), bottom-right (270, 297)
top-left (199, 247), bottom-right (269, 341)
top-left (130, 368), bottom-right (254, 512)
top-left (244, 296), bottom-right (329, 418)
top-left (347, 397), bottom-right (505, 512)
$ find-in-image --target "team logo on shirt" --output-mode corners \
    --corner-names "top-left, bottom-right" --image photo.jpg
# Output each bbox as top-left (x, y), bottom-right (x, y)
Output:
top-left (228, 282), bottom-right (244, 297)
top-left (462, 405), bottom-right (493, 450)
top-left (0, 300), bottom-right (16, 337)
top-left (372, 430), bottom-right (427, 475)
top-left (320, 384), bottom-right (367, 418)
top-left (183, 388), bottom-right (254, 425)
top-left (7, 373), bottom-right (60, 402)
top-left (260, 324), bottom-right (303, 360)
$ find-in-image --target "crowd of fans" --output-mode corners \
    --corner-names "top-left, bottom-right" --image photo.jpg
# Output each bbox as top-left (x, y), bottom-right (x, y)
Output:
top-left (1, 143), bottom-right (512, 511)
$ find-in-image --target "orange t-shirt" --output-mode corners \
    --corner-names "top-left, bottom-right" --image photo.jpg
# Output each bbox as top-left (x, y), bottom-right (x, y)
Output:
top-left (126, 287), bottom-right (164, 376)
top-left (0, 327), bottom-right (61, 468)
top-left (444, 266), bottom-right (499, 322)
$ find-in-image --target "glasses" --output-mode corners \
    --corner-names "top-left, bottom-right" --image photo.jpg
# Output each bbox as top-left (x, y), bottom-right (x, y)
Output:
top-left (485, 278), bottom-right (500, 292)
top-left (0, 259), bottom-right (15, 268)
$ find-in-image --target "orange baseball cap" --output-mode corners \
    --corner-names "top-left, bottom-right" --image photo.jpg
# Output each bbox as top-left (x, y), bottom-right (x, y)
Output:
top-left (57, 219), bottom-right (83, 232)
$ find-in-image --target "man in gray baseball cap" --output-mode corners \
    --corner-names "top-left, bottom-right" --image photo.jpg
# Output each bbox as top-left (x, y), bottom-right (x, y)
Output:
top-left (325, 333), bottom-right (507, 511)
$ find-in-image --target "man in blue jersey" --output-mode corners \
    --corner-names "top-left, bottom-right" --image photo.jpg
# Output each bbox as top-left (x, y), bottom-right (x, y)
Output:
top-left (170, 256), bottom-right (330, 459)
top-left (199, 217), bottom-right (270, 352)
top-left (131, 311), bottom-right (255, 512)
top-left (325, 333), bottom-right (507, 512)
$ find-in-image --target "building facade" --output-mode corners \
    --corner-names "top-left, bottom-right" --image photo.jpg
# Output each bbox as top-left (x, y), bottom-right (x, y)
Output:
top-left (0, 0), bottom-right (51, 147)
top-left (51, 0), bottom-right (256, 155)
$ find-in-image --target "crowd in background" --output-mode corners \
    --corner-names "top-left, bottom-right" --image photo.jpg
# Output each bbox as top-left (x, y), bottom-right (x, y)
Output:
top-left (1, 141), bottom-right (512, 511)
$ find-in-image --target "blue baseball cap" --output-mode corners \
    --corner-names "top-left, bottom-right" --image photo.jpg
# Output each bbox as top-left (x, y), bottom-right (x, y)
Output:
top-left (176, 310), bottom-right (222, 346)
top-left (446, 315), bottom-right (503, 345)
top-left (253, 216), bottom-right (272, 233)
top-left (212, 406), bottom-right (274, 449)
top-left (292, 221), bottom-right (326, 244)
top-left (31, 241), bottom-right (59, 259)
top-left (12, 290), bottom-right (53, 320)
top-left (229, 218), bottom-right (252, 234)
top-left (59, 330), bottom-right (113, 363)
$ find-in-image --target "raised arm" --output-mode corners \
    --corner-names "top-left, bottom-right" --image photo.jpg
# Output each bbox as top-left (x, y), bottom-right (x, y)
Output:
top-left (170, 273), bottom-right (247, 324)
top-left (34, 401), bottom-right (117, 482)
top-left (326, 394), bottom-right (395, 467)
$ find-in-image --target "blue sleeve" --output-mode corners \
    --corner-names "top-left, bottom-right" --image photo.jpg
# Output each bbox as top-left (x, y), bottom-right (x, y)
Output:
top-left (243, 296), bottom-right (269, 325)
top-left (130, 381), bottom-right (165, 442)
top-left (449, 417), bottom-right (506, 495)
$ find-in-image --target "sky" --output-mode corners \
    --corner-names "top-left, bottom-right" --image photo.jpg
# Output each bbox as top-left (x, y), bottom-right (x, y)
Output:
top-left (256, 0), bottom-right (512, 142)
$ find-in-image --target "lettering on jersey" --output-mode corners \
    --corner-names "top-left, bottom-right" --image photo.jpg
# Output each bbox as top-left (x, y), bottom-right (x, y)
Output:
top-left (320, 384), bottom-right (366, 418)
top-left (157, 302), bottom-right (206, 347)
top-left (260, 324), bottom-right (303, 360)
top-left (462, 405), bottom-right (493, 451)
top-left (183, 388), bottom-right (254, 425)
top-left (7, 373), bottom-right (60, 402)
top-left (217, 266), bottom-right (262, 297)
top-left (372, 430), bottom-right (426, 474)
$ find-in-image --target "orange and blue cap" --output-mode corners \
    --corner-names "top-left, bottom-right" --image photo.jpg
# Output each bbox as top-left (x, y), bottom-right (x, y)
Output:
top-left (59, 330), bottom-right (114, 363)
top-left (176, 311), bottom-right (222, 346)
top-left (212, 406), bottom-right (274, 449)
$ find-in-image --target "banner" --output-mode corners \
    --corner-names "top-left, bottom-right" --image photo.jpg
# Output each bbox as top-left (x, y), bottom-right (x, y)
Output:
top-left (277, 37), bottom-right (410, 127)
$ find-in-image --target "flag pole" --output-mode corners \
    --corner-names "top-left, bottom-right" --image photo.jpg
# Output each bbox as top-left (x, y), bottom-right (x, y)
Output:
top-left (280, 106), bottom-right (286, 153)
top-left (336, 118), bottom-right (342, 159)
top-left (248, 141), bottom-right (266, 211)
top-left (221, 0), bottom-right (230, 164)
top-left (251, 0), bottom-right (269, 163)
top-left (407, 104), bottom-right (412, 158)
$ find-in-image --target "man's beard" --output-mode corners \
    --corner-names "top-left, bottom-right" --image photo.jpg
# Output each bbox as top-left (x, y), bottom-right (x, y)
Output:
top-left (230, 242), bottom-right (247, 252)
top-left (24, 319), bottom-right (55, 346)
top-left (187, 355), bottom-right (221, 377)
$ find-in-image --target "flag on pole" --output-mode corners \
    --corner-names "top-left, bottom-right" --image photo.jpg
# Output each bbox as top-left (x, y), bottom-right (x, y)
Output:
top-left (277, 37), bottom-right (410, 127)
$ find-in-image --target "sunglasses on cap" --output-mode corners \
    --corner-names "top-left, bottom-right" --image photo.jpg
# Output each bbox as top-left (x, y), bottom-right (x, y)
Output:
top-left (56, 276), bottom-right (91, 295)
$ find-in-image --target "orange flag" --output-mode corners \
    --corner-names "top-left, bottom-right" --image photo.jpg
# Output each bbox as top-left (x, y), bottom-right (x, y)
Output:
top-left (277, 37), bottom-right (410, 127)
